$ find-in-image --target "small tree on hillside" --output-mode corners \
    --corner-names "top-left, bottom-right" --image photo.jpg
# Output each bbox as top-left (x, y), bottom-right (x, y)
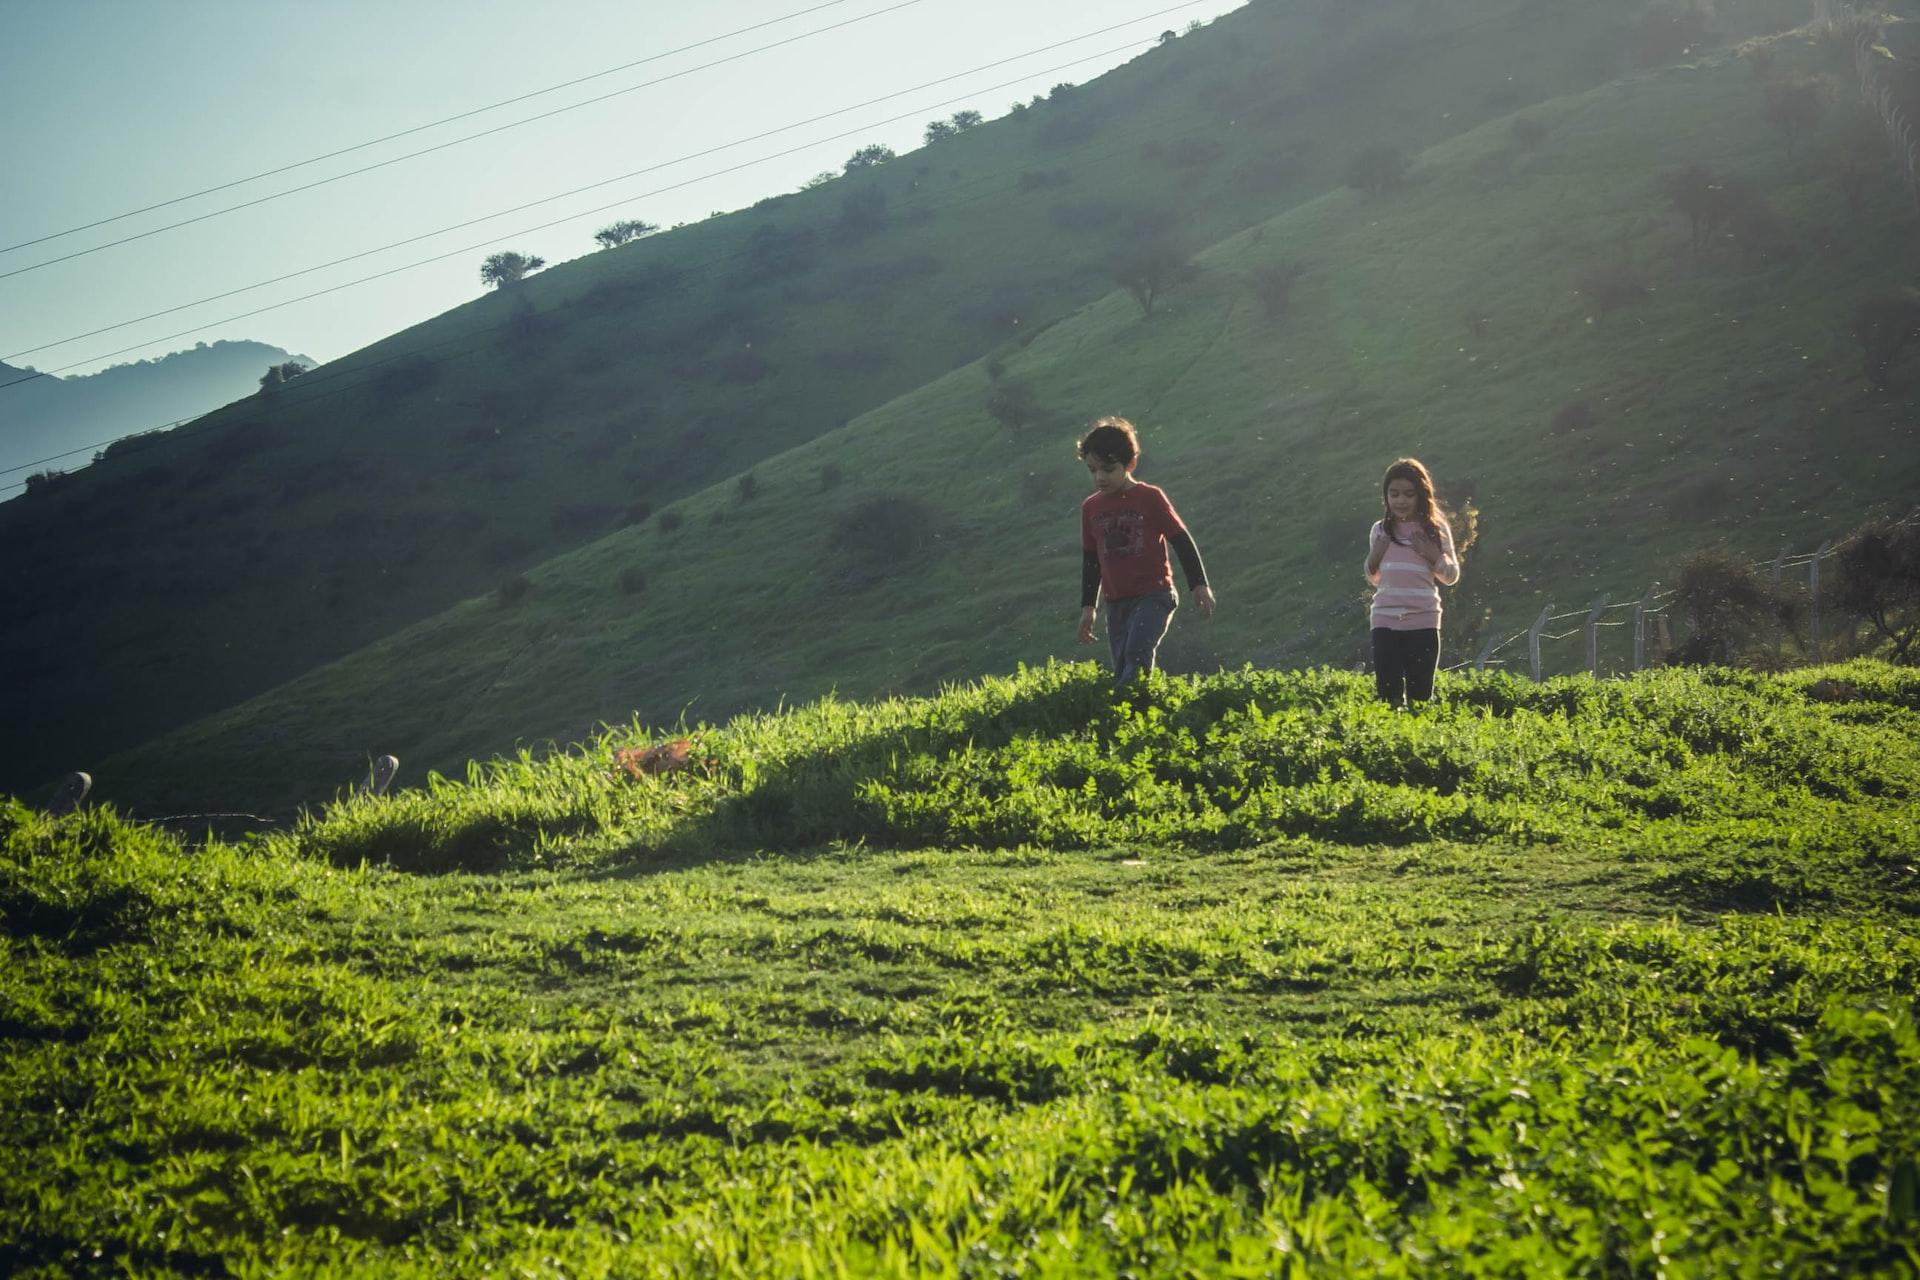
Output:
top-left (480, 251), bottom-right (546, 290)
top-left (1249, 261), bottom-right (1305, 321)
top-left (844, 143), bottom-right (896, 172)
top-left (1669, 547), bottom-right (1793, 666)
top-left (950, 109), bottom-right (982, 132)
top-left (1833, 516), bottom-right (1920, 663)
top-left (1113, 236), bottom-right (1197, 317)
top-left (258, 360), bottom-right (310, 390)
top-left (1660, 163), bottom-right (1735, 252)
top-left (924, 119), bottom-right (956, 144)
top-left (1763, 77), bottom-right (1828, 162)
top-left (594, 219), bottom-right (658, 249)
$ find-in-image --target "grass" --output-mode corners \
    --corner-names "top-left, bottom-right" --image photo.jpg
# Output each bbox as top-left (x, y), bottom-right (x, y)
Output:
top-left (5, 660), bottom-right (1918, 1275)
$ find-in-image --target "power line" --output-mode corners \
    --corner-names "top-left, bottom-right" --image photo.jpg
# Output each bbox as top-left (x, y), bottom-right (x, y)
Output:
top-left (0, 69), bottom-right (1233, 491)
top-left (0, 0), bottom-right (870, 259)
top-left (3, 0), bottom-right (1218, 367)
top-left (0, 26), bottom-right (1195, 395)
top-left (0, 0), bottom-right (931, 283)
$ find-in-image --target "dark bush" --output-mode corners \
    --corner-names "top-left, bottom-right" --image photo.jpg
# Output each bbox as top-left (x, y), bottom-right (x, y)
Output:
top-left (497, 574), bottom-right (534, 608)
top-left (737, 471), bottom-right (758, 503)
top-left (835, 185), bottom-right (887, 239)
top-left (1112, 237), bottom-right (1197, 317)
top-left (1833, 517), bottom-right (1920, 662)
top-left (986, 381), bottom-right (1044, 434)
top-left (1249, 261), bottom-right (1305, 321)
top-left (833, 496), bottom-right (941, 564)
top-left (1035, 108), bottom-right (1101, 150)
top-left (1670, 547), bottom-right (1792, 666)
top-left (818, 463), bottom-right (844, 492)
top-left (618, 566), bottom-right (648, 596)
top-left (623, 501), bottom-right (653, 527)
top-left (1762, 77), bottom-right (1828, 161)
top-left (658, 510), bottom-right (685, 534)
top-left (740, 225), bottom-right (817, 284)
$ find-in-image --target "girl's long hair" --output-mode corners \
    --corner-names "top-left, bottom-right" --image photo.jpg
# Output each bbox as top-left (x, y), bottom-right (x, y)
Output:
top-left (1381, 457), bottom-right (1478, 557)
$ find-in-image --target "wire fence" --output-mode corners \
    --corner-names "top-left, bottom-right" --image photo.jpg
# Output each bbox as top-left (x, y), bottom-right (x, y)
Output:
top-left (1818, 0), bottom-right (1920, 216)
top-left (1443, 507), bottom-right (1920, 679)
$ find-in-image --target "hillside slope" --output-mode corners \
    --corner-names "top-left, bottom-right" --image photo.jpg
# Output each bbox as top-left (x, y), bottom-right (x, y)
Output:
top-left (0, 0), bottom-right (1814, 795)
top-left (89, 25), bottom-right (1920, 816)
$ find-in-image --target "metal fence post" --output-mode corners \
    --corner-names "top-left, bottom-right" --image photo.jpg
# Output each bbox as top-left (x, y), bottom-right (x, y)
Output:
top-left (1632, 584), bottom-right (1657, 671)
top-left (1474, 630), bottom-right (1497, 672)
top-left (1528, 605), bottom-right (1552, 682)
top-left (1810, 539), bottom-right (1832, 659)
top-left (1585, 594), bottom-right (1609, 676)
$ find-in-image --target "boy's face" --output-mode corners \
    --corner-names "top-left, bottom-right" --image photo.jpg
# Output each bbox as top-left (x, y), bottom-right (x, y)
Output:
top-left (1085, 455), bottom-right (1134, 496)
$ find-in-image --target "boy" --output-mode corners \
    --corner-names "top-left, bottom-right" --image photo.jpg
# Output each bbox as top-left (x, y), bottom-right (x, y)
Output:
top-left (1075, 416), bottom-right (1215, 683)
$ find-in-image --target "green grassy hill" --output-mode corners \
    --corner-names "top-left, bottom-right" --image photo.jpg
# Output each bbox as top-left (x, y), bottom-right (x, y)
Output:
top-left (94, 22), bottom-right (1920, 817)
top-left (0, 0), bottom-right (1817, 797)
top-left (5, 660), bottom-right (1917, 1274)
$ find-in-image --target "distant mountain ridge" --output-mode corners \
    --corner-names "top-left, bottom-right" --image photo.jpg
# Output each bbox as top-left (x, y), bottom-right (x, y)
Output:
top-left (0, 340), bottom-right (312, 484)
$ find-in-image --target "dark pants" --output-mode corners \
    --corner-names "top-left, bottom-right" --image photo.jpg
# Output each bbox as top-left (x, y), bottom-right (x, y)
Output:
top-left (1372, 626), bottom-right (1439, 706)
top-left (1108, 590), bottom-right (1177, 684)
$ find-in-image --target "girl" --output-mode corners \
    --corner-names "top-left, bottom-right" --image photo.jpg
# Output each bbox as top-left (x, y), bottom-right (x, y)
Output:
top-left (1363, 457), bottom-right (1465, 706)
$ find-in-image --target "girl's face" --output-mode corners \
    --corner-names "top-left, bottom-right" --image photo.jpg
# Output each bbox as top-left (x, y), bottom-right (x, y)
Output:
top-left (1086, 456), bottom-right (1134, 496)
top-left (1385, 477), bottom-right (1422, 522)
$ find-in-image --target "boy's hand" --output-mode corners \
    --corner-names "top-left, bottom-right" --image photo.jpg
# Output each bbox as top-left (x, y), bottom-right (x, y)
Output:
top-left (1077, 607), bottom-right (1097, 643)
top-left (1193, 585), bottom-right (1217, 619)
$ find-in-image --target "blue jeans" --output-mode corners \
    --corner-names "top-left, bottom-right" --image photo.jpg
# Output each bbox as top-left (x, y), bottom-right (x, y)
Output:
top-left (1107, 590), bottom-right (1177, 684)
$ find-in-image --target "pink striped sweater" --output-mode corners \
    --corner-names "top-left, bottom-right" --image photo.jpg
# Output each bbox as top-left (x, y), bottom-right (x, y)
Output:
top-left (1365, 519), bottom-right (1460, 630)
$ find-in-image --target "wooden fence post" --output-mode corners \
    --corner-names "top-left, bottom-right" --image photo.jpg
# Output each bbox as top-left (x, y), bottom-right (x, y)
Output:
top-left (1809, 539), bottom-right (1832, 659)
top-left (1528, 605), bottom-right (1552, 682)
top-left (1632, 584), bottom-right (1657, 671)
top-left (1584, 594), bottom-right (1609, 676)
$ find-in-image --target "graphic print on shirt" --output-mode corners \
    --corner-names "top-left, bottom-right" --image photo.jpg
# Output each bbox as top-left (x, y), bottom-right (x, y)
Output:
top-left (1094, 511), bottom-right (1148, 561)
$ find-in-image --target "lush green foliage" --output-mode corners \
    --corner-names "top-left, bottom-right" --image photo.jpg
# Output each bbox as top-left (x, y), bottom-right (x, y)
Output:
top-left (5, 663), bottom-right (1918, 1275)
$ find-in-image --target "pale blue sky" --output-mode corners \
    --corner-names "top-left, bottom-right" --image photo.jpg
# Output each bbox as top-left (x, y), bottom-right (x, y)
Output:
top-left (1, 0), bottom-right (1245, 381)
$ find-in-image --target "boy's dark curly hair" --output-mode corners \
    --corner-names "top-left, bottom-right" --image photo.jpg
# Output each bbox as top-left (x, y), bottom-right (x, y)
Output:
top-left (1076, 416), bottom-right (1140, 468)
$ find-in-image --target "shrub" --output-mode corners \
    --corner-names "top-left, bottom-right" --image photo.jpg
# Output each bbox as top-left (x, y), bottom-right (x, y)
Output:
top-left (658, 510), bottom-right (685, 534)
top-left (1670, 548), bottom-right (1791, 666)
top-left (1112, 237), bottom-right (1197, 317)
top-left (1249, 261), bottom-right (1305, 321)
top-left (1832, 517), bottom-right (1920, 662)
top-left (986, 381), bottom-right (1044, 434)
top-left (843, 144), bottom-right (895, 171)
top-left (497, 574), bottom-right (534, 608)
top-left (818, 463), bottom-right (844, 492)
top-left (618, 566), bottom-right (648, 596)
top-left (737, 471), bottom-right (759, 503)
top-left (835, 185), bottom-right (887, 239)
top-left (833, 496), bottom-right (940, 563)
top-left (1762, 78), bottom-right (1828, 161)
top-left (620, 501), bottom-right (650, 529)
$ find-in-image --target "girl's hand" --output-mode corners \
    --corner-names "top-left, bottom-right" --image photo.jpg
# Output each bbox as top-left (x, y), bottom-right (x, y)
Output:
top-left (1193, 585), bottom-right (1217, 619)
top-left (1077, 607), bottom-right (1098, 643)
top-left (1410, 529), bottom-right (1440, 564)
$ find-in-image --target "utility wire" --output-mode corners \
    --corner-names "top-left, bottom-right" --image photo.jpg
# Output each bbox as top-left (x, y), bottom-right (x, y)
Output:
top-left (3, 0), bottom-right (1217, 366)
top-left (0, 31), bottom-right (1179, 394)
top-left (0, 66), bottom-right (1229, 487)
top-left (0, 0), bottom-right (931, 282)
top-left (0, 0), bottom-right (868, 258)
